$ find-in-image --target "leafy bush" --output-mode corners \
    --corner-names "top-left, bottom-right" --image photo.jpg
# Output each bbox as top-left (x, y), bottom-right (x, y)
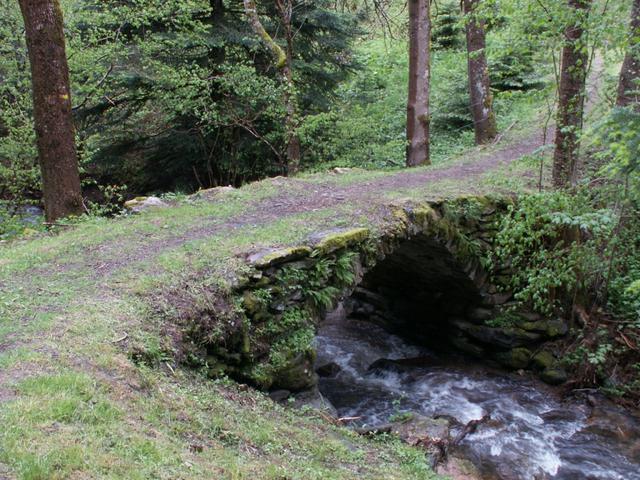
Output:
top-left (491, 191), bottom-right (616, 315)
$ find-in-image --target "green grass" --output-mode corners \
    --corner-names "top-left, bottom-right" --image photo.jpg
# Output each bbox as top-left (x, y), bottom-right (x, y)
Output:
top-left (0, 69), bottom-right (549, 477)
top-left (1, 169), bottom-right (469, 479)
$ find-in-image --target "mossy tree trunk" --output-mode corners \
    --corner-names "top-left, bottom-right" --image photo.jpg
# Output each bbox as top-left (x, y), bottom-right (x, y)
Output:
top-left (552, 0), bottom-right (592, 189)
top-left (617, 0), bottom-right (640, 108)
top-left (18, 0), bottom-right (84, 222)
top-left (243, 0), bottom-right (300, 176)
top-left (463, 0), bottom-right (497, 145)
top-left (406, 0), bottom-right (431, 167)
top-left (275, 0), bottom-right (301, 175)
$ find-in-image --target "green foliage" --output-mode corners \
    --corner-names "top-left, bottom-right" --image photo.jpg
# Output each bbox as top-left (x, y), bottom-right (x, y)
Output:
top-left (0, 1), bottom-right (39, 204)
top-left (488, 32), bottom-right (547, 92)
top-left (592, 106), bottom-right (640, 324)
top-left (491, 191), bottom-right (616, 315)
top-left (299, 39), bottom-right (409, 170)
top-left (594, 107), bottom-right (640, 181)
top-left (0, 0), bottom-right (361, 204)
top-left (486, 311), bottom-right (521, 328)
top-left (432, 1), bottom-right (464, 50)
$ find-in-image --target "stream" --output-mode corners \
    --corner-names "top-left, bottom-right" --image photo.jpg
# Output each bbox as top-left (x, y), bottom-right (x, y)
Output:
top-left (315, 316), bottom-right (640, 480)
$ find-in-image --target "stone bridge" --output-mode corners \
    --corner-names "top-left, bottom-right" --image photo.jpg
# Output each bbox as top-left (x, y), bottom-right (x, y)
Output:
top-left (3, 143), bottom-right (564, 409)
top-left (175, 192), bottom-right (567, 394)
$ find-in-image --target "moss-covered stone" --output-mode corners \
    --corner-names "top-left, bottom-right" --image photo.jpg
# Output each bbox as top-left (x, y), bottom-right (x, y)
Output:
top-left (450, 334), bottom-right (485, 357)
top-left (206, 358), bottom-right (228, 379)
top-left (453, 320), bottom-right (542, 348)
top-left (495, 347), bottom-right (532, 369)
top-left (311, 228), bottom-right (370, 254)
top-left (409, 204), bottom-right (439, 228)
top-left (540, 367), bottom-right (568, 385)
top-left (123, 196), bottom-right (168, 212)
top-left (242, 291), bottom-right (263, 315)
top-left (545, 319), bottom-right (568, 338)
top-left (531, 350), bottom-right (555, 370)
top-left (519, 318), bottom-right (568, 338)
top-left (249, 246), bottom-right (312, 269)
top-left (272, 353), bottom-right (317, 392)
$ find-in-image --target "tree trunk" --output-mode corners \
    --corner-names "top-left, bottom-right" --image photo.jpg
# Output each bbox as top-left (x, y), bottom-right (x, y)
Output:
top-left (617, 0), bottom-right (640, 108)
top-left (552, 0), bottom-right (592, 189)
top-left (276, 0), bottom-right (301, 175)
top-left (18, 0), bottom-right (83, 222)
top-left (209, 0), bottom-right (226, 67)
top-left (243, 0), bottom-right (300, 175)
top-left (463, 0), bottom-right (497, 145)
top-left (406, 0), bottom-right (431, 167)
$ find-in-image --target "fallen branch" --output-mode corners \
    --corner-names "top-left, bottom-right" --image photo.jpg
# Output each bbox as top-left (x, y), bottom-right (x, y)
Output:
top-left (452, 414), bottom-right (490, 446)
top-left (618, 332), bottom-right (638, 351)
top-left (337, 416), bottom-right (362, 423)
top-left (111, 333), bottom-right (128, 343)
top-left (492, 121), bottom-right (518, 145)
top-left (430, 414), bottom-right (491, 470)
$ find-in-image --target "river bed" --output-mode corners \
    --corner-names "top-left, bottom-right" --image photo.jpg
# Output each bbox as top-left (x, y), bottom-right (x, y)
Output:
top-left (315, 317), bottom-right (640, 480)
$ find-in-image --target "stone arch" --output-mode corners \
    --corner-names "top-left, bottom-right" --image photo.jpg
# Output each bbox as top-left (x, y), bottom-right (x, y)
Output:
top-left (196, 196), bottom-right (567, 392)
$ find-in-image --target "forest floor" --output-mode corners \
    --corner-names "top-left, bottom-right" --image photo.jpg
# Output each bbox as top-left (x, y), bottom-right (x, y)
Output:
top-left (0, 114), bottom-right (551, 479)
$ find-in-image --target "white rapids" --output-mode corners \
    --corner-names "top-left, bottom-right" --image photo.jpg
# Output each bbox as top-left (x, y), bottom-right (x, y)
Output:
top-left (315, 318), bottom-right (640, 480)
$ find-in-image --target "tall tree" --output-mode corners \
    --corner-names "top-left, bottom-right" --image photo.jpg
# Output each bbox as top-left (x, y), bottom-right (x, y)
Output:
top-left (406, 0), bottom-right (431, 167)
top-left (552, 0), bottom-right (592, 188)
top-left (275, 0), bottom-right (301, 174)
top-left (617, 0), bottom-right (640, 108)
top-left (463, 0), bottom-right (497, 145)
top-left (18, 0), bottom-right (83, 221)
top-left (243, 0), bottom-right (300, 175)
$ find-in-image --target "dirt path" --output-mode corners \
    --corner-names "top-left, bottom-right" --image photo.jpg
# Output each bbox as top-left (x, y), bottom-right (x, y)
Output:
top-left (84, 55), bottom-right (603, 280)
top-left (76, 126), bottom-right (549, 279)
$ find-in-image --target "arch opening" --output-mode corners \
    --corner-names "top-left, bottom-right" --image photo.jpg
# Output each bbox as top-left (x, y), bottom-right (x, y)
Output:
top-left (340, 232), bottom-right (482, 349)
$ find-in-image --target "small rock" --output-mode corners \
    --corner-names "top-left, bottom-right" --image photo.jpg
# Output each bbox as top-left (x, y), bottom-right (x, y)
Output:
top-left (540, 367), bottom-right (568, 385)
top-left (124, 196), bottom-right (168, 213)
top-left (489, 292), bottom-right (513, 306)
top-left (290, 386), bottom-right (338, 416)
top-left (368, 356), bottom-right (440, 374)
top-left (531, 350), bottom-right (555, 370)
top-left (269, 389), bottom-right (291, 402)
top-left (316, 362), bottom-right (341, 378)
top-left (467, 307), bottom-right (493, 323)
top-left (190, 185), bottom-right (235, 199)
top-left (519, 311), bottom-right (542, 322)
top-left (392, 414), bottom-right (450, 447)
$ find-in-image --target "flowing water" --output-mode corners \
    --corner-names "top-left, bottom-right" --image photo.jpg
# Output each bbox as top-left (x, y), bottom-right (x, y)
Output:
top-left (315, 317), bottom-right (640, 480)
